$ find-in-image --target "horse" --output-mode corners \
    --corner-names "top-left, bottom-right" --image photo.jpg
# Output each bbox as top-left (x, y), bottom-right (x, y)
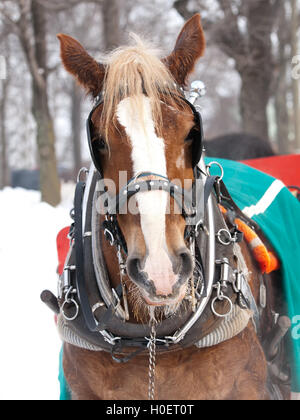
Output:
top-left (54, 14), bottom-right (290, 400)
top-left (204, 133), bottom-right (275, 161)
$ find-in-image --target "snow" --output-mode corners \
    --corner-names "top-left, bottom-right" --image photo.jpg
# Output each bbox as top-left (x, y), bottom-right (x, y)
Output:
top-left (0, 186), bottom-right (74, 400)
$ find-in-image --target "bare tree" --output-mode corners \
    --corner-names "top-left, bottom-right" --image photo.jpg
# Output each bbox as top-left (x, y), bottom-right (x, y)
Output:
top-left (102, 0), bottom-right (122, 50)
top-left (0, 21), bottom-right (10, 188)
top-left (174, 0), bottom-right (281, 142)
top-left (274, 2), bottom-right (290, 154)
top-left (0, 67), bottom-right (9, 188)
top-left (70, 81), bottom-right (83, 178)
top-left (67, 0), bottom-right (123, 178)
top-left (0, 0), bottom-right (61, 205)
top-left (37, 0), bottom-right (103, 13)
top-left (291, 0), bottom-right (300, 151)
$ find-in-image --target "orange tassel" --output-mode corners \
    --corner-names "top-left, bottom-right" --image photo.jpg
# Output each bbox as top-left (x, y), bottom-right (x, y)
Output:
top-left (267, 252), bottom-right (280, 274)
top-left (218, 205), bottom-right (280, 274)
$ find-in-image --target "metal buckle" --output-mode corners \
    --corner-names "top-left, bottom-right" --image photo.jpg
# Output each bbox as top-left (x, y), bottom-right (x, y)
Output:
top-left (216, 258), bottom-right (231, 287)
top-left (104, 228), bottom-right (115, 246)
top-left (99, 329), bottom-right (121, 346)
top-left (112, 288), bottom-right (122, 313)
top-left (58, 264), bottom-right (76, 299)
top-left (62, 286), bottom-right (79, 322)
top-left (216, 229), bottom-right (234, 246)
top-left (233, 271), bottom-right (251, 310)
top-left (210, 258), bottom-right (234, 318)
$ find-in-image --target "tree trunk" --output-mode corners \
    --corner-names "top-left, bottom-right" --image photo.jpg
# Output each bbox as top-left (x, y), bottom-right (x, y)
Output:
top-left (174, 0), bottom-right (279, 142)
top-left (274, 2), bottom-right (290, 154)
top-left (275, 73), bottom-right (289, 154)
top-left (291, 0), bottom-right (300, 151)
top-left (30, 0), bottom-right (61, 206)
top-left (0, 76), bottom-right (9, 188)
top-left (32, 81), bottom-right (60, 205)
top-left (239, 70), bottom-right (270, 141)
top-left (237, 1), bottom-right (275, 142)
top-left (102, 0), bottom-right (122, 50)
top-left (0, 34), bottom-right (10, 188)
top-left (71, 81), bottom-right (83, 178)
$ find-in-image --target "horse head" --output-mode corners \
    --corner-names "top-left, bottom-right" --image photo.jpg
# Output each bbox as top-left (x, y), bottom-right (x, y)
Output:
top-left (58, 15), bottom-right (206, 319)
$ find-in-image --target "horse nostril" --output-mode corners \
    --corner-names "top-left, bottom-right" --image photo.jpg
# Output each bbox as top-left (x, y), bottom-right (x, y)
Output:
top-left (127, 257), bottom-right (141, 278)
top-left (178, 250), bottom-right (193, 278)
top-left (126, 256), bottom-right (152, 292)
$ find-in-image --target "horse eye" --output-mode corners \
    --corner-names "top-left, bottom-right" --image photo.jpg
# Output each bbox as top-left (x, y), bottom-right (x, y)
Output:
top-left (185, 127), bottom-right (197, 143)
top-left (92, 136), bottom-right (107, 151)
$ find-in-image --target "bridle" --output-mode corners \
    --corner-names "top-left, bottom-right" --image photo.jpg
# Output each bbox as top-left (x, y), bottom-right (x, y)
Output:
top-left (59, 90), bottom-right (221, 347)
top-left (87, 92), bottom-right (204, 178)
top-left (86, 92), bottom-right (210, 256)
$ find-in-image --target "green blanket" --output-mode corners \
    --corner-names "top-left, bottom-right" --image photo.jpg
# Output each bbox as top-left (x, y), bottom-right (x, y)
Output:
top-left (59, 347), bottom-right (71, 401)
top-left (205, 157), bottom-right (300, 393)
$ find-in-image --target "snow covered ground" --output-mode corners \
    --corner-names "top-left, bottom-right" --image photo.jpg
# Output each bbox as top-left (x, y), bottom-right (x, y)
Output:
top-left (0, 185), bottom-right (74, 400)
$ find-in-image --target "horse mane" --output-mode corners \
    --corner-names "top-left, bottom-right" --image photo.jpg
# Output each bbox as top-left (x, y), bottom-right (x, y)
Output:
top-left (100, 34), bottom-right (181, 138)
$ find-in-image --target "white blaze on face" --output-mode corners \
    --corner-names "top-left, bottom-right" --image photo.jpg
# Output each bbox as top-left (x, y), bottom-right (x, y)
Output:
top-left (117, 95), bottom-right (176, 296)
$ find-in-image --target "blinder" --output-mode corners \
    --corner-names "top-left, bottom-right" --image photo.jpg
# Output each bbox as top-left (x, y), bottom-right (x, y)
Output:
top-left (86, 93), bottom-right (204, 178)
top-left (86, 95), bottom-right (106, 177)
top-left (179, 96), bottom-right (204, 170)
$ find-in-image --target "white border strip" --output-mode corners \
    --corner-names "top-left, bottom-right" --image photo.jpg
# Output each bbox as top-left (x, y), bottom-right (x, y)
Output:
top-left (242, 180), bottom-right (285, 218)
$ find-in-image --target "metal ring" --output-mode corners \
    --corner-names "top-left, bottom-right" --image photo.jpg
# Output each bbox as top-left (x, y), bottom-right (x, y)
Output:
top-left (92, 302), bottom-right (105, 314)
top-left (211, 296), bottom-right (233, 318)
top-left (104, 228), bottom-right (115, 246)
top-left (206, 161), bottom-right (224, 181)
top-left (216, 229), bottom-right (232, 246)
top-left (77, 167), bottom-right (89, 183)
top-left (62, 299), bottom-right (79, 321)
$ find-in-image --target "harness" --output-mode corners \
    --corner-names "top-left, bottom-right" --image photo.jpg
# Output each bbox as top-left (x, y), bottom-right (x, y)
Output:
top-left (41, 90), bottom-right (263, 360)
top-left (53, 164), bottom-right (258, 354)
top-left (40, 85), bottom-right (293, 399)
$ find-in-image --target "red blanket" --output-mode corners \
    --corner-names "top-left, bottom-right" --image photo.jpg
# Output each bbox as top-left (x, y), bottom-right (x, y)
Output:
top-left (56, 227), bottom-right (70, 276)
top-left (241, 154), bottom-right (300, 189)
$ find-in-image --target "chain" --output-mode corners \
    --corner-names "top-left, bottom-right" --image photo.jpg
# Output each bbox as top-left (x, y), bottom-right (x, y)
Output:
top-left (148, 319), bottom-right (157, 400)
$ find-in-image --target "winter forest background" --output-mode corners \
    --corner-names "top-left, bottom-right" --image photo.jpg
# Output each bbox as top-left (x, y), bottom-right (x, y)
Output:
top-left (0, 0), bottom-right (300, 401)
top-left (0, 0), bottom-right (300, 206)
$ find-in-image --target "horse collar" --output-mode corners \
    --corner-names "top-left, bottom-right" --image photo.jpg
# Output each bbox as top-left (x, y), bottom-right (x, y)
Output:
top-left (47, 159), bottom-right (260, 358)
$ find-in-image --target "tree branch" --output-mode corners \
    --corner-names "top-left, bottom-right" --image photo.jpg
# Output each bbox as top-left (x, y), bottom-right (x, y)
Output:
top-left (0, 2), bottom-right (20, 34)
top-left (36, 0), bottom-right (103, 13)
top-left (173, 0), bottom-right (194, 20)
top-left (17, 0), bottom-right (46, 89)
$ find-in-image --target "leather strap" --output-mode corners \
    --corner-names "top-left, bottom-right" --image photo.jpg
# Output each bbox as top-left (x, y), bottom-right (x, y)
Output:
top-left (74, 181), bottom-right (100, 332)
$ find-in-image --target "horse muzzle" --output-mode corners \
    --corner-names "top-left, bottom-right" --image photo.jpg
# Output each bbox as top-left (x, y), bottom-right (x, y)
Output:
top-left (126, 249), bottom-right (193, 306)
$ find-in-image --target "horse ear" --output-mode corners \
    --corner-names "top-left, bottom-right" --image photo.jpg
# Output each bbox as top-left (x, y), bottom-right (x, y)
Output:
top-left (57, 34), bottom-right (106, 98)
top-left (163, 14), bottom-right (205, 87)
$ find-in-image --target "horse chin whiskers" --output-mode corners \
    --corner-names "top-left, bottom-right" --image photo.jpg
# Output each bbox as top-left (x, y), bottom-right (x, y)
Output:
top-left (124, 278), bottom-right (189, 324)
